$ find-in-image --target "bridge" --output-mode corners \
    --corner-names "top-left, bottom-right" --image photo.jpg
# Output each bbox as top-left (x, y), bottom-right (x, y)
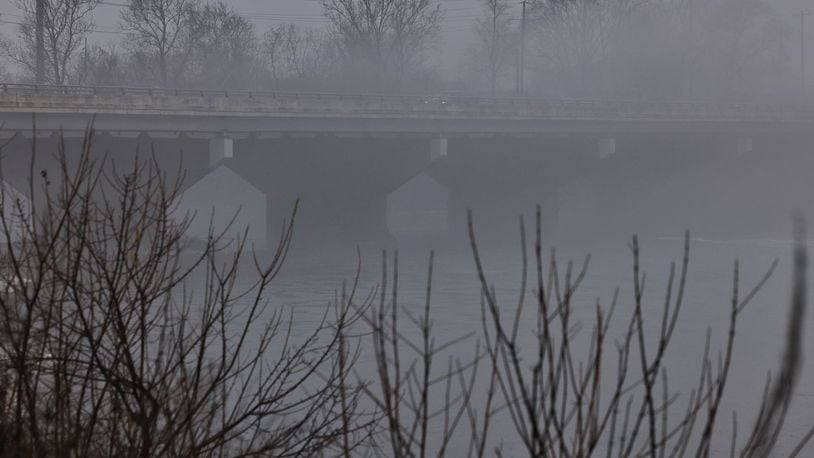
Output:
top-left (1, 83), bottom-right (813, 250)
top-left (2, 83), bottom-right (814, 135)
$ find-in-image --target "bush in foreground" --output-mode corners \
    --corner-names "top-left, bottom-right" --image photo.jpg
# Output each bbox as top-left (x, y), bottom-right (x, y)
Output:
top-left (0, 131), bottom-right (811, 456)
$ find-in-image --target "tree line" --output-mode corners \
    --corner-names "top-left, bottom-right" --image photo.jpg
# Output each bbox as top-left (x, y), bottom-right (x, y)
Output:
top-left (0, 0), bottom-right (799, 100)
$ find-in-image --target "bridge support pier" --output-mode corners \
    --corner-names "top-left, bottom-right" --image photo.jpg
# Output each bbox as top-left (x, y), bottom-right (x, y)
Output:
top-left (430, 136), bottom-right (448, 160)
top-left (598, 137), bottom-right (616, 158)
top-left (209, 135), bottom-right (234, 165)
top-left (736, 136), bottom-right (753, 155)
top-left (425, 137), bottom-right (595, 247)
top-left (173, 165), bottom-right (267, 250)
top-left (225, 136), bottom-right (436, 253)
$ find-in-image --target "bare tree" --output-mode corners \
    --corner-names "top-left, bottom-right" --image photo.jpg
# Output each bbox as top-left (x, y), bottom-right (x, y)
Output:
top-left (523, 0), bottom-right (790, 100)
top-left (264, 24), bottom-right (335, 84)
top-left (464, 206), bottom-right (810, 456)
top-left (0, 130), bottom-right (370, 456)
top-left (74, 43), bottom-right (127, 85)
top-left (0, 27), bottom-right (12, 80)
top-left (187, 2), bottom-right (259, 89)
top-left (527, 0), bottom-right (636, 97)
top-left (695, 0), bottom-right (789, 100)
top-left (470, 0), bottom-right (516, 93)
top-left (0, 132), bottom-right (811, 457)
top-left (362, 251), bottom-right (483, 456)
top-left (120, 0), bottom-right (197, 87)
top-left (4, 0), bottom-right (99, 85)
top-left (321, 0), bottom-right (441, 86)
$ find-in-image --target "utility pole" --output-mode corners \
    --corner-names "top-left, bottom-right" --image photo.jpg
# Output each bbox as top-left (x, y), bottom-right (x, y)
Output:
top-left (797, 10), bottom-right (811, 98)
top-left (35, 0), bottom-right (45, 84)
top-left (518, 0), bottom-right (527, 95)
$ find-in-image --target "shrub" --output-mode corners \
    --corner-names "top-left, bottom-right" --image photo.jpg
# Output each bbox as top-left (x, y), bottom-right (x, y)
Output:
top-left (0, 130), bottom-right (810, 457)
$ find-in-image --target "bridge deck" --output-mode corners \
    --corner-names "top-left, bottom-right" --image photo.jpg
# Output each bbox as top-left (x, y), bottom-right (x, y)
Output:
top-left (1, 83), bottom-right (813, 136)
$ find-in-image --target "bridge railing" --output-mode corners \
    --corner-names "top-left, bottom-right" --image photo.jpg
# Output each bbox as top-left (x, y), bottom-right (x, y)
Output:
top-left (2, 83), bottom-right (813, 121)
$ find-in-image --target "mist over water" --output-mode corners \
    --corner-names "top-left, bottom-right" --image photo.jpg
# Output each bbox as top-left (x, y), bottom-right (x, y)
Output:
top-left (241, 234), bottom-right (808, 455)
top-left (2, 0), bottom-right (814, 454)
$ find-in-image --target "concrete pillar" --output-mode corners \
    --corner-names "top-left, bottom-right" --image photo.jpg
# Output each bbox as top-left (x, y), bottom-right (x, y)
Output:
top-left (209, 135), bottom-right (234, 165)
top-left (598, 137), bottom-right (616, 158)
top-left (387, 172), bottom-right (448, 237)
top-left (736, 136), bottom-right (753, 155)
top-left (430, 136), bottom-right (448, 160)
top-left (173, 165), bottom-right (267, 250)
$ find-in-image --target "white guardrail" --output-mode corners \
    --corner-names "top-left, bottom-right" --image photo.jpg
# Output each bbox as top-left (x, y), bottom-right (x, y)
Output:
top-left (1, 83), bottom-right (814, 121)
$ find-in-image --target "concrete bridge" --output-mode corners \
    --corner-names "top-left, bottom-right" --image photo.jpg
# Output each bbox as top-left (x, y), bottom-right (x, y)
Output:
top-left (2, 83), bottom-right (814, 136)
top-left (1, 83), bottom-right (814, 250)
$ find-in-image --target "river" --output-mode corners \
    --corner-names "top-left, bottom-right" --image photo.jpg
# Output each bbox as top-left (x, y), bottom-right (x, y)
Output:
top-left (228, 234), bottom-right (814, 456)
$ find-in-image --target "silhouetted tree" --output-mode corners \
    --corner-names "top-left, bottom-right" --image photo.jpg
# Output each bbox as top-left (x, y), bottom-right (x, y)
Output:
top-left (322, 0), bottom-right (441, 87)
top-left (74, 44), bottom-right (127, 85)
top-left (0, 129), bottom-right (812, 456)
top-left (120, 0), bottom-right (197, 87)
top-left (263, 24), bottom-right (336, 85)
top-left (526, 0), bottom-right (633, 97)
top-left (697, 0), bottom-right (789, 100)
top-left (187, 2), bottom-right (259, 88)
top-left (0, 131), bottom-right (369, 456)
top-left (3, 0), bottom-right (99, 84)
top-left (469, 0), bottom-right (516, 93)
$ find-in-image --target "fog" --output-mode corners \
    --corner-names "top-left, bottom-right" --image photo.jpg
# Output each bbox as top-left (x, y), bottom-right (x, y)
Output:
top-left (1, 0), bottom-right (814, 455)
top-left (2, 0), bottom-right (814, 98)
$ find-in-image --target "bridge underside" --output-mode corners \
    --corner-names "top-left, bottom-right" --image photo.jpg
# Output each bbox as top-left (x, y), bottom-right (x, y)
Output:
top-left (0, 131), bottom-right (813, 253)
